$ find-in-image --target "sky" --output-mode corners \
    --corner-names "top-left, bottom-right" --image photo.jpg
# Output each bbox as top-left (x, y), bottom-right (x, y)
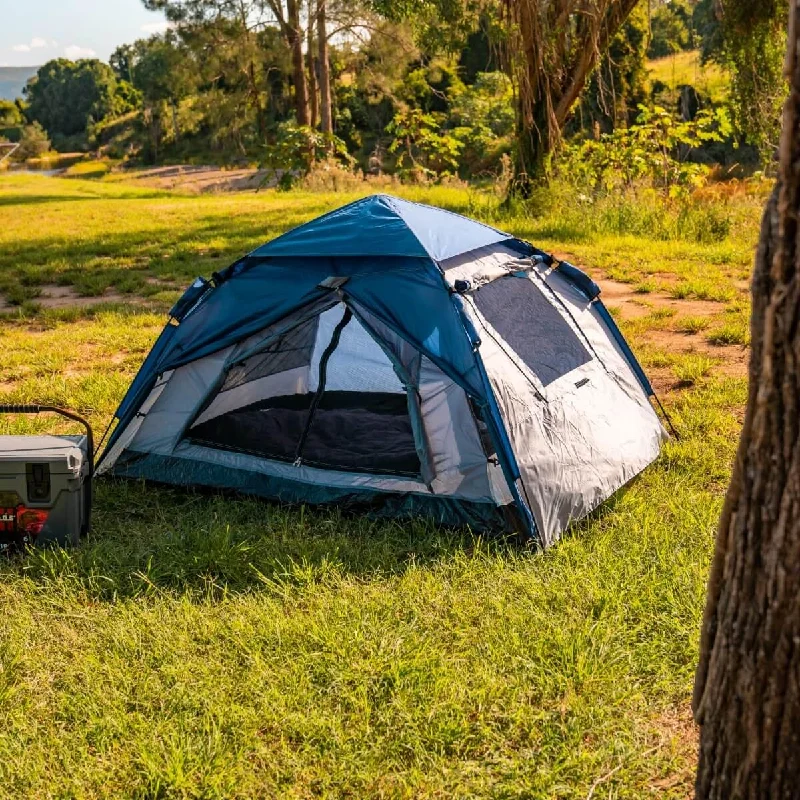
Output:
top-left (0, 0), bottom-right (171, 67)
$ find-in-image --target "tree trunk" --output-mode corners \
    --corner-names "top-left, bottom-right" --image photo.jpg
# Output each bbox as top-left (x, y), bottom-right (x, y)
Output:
top-left (287, 0), bottom-right (309, 126)
top-left (510, 0), bottom-right (640, 183)
top-left (306, 17), bottom-right (319, 130)
top-left (317, 0), bottom-right (333, 136)
top-left (248, 59), bottom-right (266, 141)
top-left (693, 3), bottom-right (800, 797)
top-left (170, 99), bottom-right (179, 143)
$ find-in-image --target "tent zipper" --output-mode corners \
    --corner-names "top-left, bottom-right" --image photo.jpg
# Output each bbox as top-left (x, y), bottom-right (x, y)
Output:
top-left (293, 306), bottom-right (353, 466)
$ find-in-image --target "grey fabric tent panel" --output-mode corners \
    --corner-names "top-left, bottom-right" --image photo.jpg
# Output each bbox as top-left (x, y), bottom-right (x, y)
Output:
top-left (473, 274), bottom-right (592, 386)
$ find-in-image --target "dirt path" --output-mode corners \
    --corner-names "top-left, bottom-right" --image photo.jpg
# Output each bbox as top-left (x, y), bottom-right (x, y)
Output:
top-left (116, 165), bottom-right (274, 193)
top-left (595, 275), bottom-right (749, 394)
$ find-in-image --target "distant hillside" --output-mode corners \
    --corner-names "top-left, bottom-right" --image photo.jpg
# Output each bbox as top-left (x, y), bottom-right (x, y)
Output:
top-left (0, 66), bottom-right (38, 101)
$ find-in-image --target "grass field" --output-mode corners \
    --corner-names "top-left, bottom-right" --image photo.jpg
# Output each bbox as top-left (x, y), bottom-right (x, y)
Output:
top-left (0, 172), bottom-right (760, 798)
top-left (646, 50), bottom-right (728, 105)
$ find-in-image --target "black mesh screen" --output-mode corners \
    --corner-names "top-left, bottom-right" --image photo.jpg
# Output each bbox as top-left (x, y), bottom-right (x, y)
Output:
top-left (188, 392), bottom-right (420, 476)
top-left (186, 306), bottom-right (422, 477)
top-left (220, 316), bottom-right (318, 393)
top-left (473, 275), bottom-right (591, 386)
top-left (300, 392), bottom-right (418, 474)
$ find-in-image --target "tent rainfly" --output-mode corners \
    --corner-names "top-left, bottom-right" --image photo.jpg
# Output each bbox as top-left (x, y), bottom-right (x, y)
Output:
top-left (97, 195), bottom-right (666, 547)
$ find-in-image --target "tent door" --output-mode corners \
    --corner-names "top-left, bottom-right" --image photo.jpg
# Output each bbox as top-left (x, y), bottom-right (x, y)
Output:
top-left (292, 305), bottom-right (353, 465)
top-left (182, 301), bottom-right (428, 479)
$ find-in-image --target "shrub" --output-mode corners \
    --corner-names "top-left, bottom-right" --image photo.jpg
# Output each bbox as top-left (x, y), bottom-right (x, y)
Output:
top-left (556, 105), bottom-right (732, 195)
top-left (14, 123), bottom-right (51, 161)
top-left (261, 122), bottom-right (353, 190)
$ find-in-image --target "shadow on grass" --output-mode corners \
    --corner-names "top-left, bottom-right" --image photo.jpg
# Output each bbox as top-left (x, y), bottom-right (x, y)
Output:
top-left (3, 478), bottom-right (525, 601)
top-left (0, 194), bottom-right (104, 207)
top-left (1, 210), bottom-right (307, 301)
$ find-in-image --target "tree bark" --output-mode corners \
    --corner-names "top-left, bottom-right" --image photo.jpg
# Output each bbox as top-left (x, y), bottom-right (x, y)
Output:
top-left (306, 18), bottom-right (319, 130)
top-left (170, 99), bottom-right (180, 143)
top-left (286, 0), bottom-right (310, 126)
top-left (317, 0), bottom-right (333, 136)
top-left (693, 3), bottom-right (800, 797)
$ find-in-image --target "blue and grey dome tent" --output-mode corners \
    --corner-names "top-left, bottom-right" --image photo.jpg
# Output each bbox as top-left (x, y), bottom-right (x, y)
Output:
top-left (97, 195), bottom-right (666, 547)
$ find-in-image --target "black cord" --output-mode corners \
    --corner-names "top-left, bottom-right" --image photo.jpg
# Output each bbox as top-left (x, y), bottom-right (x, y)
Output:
top-left (294, 307), bottom-right (353, 463)
top-left (653, 393), bottom-right (680, 440)
top-left (94, 416), bottom-right (115, 459)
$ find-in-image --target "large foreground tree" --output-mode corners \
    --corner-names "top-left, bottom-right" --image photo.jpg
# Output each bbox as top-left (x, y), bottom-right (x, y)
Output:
top-left (692, 2), bottom-right (800, 797)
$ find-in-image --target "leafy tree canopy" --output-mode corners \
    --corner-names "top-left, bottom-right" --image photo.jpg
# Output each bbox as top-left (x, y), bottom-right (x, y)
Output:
top-left (648, 0), bottom-right (694, 59)
top-left (24, 59), bottom-right (137, 139)
top-left (697, 0), bottom-right (788, 160)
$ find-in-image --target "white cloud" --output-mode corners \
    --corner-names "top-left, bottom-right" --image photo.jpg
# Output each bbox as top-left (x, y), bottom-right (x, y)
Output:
top-left (64, 45), bottom-right (96, 59)
top-left (141, 21), bottom-right (173, 34)
top-left (11, 37), bottom-right (52, 53)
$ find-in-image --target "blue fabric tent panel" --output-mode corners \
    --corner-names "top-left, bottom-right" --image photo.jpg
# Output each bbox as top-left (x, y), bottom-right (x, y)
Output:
top-left (253, 196), bottom-right (429, 258)
top-left (252, 195), bottom-right (513, 262)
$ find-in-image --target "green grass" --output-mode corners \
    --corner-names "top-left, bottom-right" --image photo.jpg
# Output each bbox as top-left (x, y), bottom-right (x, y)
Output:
top-left (674, 315), bottom-right (713, 334)
top-left (0, 173), bottom-right (765, 310)
top-left (647, 50), bottom-right (729, 104)
top-left (673, 354), bottom-right (717, 385)
top-left (0, 172), bottom-right (759, 798)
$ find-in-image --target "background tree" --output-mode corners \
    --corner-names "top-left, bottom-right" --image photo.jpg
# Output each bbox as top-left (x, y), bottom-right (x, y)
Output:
top-left (647, 0), bottom-right (693, 59)
top-left (14, 122), bottom-right (51, 160)
top-left (506, 0), bottom-right (642, 183)
top-left (698, 0), bottom-right (788, 164)
top-left (318, 0), bottom-right (333, 135)
top-left (692, 2), bottom-right (800, 796)
top-left (579, 1), bottom-right (649, 134)
top-left (145, 0), bottom-right (311, 127)
top-left (0, 100), bottom-right (24, 128)
top-left (24, 59), bottom-right (132, 140)
top-left (114, 33), bottom-right (197, 154)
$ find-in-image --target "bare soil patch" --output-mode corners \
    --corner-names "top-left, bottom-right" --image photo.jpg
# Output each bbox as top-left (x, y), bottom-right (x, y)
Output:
top-left (37, 285), bottom-right (129, 309)
top-left (596, 277), bottom-right (748, 392)
top-left (0, 285), bottom-right (147, 313)
top-left (117, 165), bottom-right (275, 194)
top-left (647, 704), bottom-right (698, 797)
top-left (599, 277), bottom-right (725, 320)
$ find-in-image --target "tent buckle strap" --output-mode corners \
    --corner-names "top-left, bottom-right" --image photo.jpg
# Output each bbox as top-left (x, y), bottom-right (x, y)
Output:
top-left (293, 457), bottom-right (302, 467)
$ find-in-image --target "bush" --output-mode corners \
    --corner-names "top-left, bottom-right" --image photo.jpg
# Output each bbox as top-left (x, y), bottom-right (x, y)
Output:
top-left (261, 122), bottom-right (354, 190)
top-left (14, 123), bottom-right (51, 161)
top-left (556, 106), bottom-right (732, 195)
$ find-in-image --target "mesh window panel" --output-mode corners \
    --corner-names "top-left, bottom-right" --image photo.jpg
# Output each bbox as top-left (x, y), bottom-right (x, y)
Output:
top-left (221, 315), bottom-right (318, 393)
top-left (473, 275), bottom-right (591, 386)
top-left (299, 391), bottom-right (419, 475)
top-left (188, 391), bottom-right (420, 475)
top-left (311, 306), bottom-right (405, 394)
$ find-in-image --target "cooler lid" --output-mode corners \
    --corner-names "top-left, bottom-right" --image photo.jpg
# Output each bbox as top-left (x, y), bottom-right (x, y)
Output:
top-left (0, 435), bottom-right (86, 475)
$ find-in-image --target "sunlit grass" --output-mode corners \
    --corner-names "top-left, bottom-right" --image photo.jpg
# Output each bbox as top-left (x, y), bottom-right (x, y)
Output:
top-left (0, 172), bottom-right (759, 798)
top-left (647, 50), bottom-right (729, 104)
